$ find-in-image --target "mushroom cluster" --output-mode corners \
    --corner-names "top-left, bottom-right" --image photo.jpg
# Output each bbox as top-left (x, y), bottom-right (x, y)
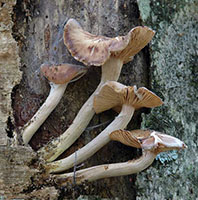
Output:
top-left (40, 18), bottom-right (156, 162)
top-left (21, 19), bottom-right (186, 184)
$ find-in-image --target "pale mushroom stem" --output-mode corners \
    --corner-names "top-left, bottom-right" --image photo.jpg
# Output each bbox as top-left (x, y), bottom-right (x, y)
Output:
top-left (22, 83), bottom-right (68, 144)
top-left (46, 104), bottom-right (135, 173)
top-left (54, 151), bottom-right (156, 184)
top-left (100, 57), bottom-right (124, 83)
top-left (41, 57), bottom-right (124, 162)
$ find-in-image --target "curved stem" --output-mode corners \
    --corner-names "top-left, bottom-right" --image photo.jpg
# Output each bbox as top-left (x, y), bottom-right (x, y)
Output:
top-left (40, 57), bottom-right (123, 162)
top-left (54, 151), bottom-right (156, 184)
top-left (46, 104), bottom-right (135, 173)
top-left (22, 83), bottom-right (67, 144)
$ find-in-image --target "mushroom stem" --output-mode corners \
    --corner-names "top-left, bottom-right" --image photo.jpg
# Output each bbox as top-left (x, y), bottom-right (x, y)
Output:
top-left (100, 57), bottom-right (123, 83)
top-left (22, 83), bottom-right (68, 144)
top-left (40, 57), bottom-right (124, 162)
top-left (54, 151), bottom-right (156, 184)
top-left (46, 104), bottom-right (135, 173)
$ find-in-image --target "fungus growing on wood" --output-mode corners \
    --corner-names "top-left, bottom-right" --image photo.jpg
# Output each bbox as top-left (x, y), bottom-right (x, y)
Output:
top-left (41, 18), bottom-right (155, 162)
top-left (22, 63), bottom-right (87, 144)
top-left (46, 81), bottom-right (163, 173)
top-left (53, 129), bottom-right (186, 184)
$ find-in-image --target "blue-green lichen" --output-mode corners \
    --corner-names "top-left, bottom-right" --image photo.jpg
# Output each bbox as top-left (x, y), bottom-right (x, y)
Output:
top-left (156, 151), bottom-right (178, 164)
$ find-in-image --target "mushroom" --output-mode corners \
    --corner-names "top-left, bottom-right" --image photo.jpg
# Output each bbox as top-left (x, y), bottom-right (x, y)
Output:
top-left (46, 81), bottom-right (163, 173)
top-left (53, 129), bottom-right (187, 184)
top-left (41, 18), bottom-right (155, 162)
top-left (22, 63), bottom-right (87, 144)
top-left (110, 129), bottom-right (187, 151)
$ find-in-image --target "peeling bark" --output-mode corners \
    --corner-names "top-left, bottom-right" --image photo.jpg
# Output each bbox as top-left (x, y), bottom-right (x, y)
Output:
top-left (0, 0), bottom-right (21, 144)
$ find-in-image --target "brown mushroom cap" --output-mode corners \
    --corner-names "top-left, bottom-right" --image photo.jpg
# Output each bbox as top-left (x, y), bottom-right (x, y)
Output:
top-left (110, 129), bottom-right (187, 153)
top-left (40, 63), bottom-right (87, 84)
top-left (93, 81), bottom-right (163, 114)
top-left (113, 26), bottom-right (155, 64)
top-left (64, 18), bottom-right (155, 66)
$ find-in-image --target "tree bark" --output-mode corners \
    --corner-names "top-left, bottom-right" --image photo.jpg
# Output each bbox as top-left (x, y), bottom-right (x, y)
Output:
top-left (1, 0), bottom-right (150, 199)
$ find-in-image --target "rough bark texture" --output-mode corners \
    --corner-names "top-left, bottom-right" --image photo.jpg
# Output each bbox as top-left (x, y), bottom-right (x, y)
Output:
top-left (0, 0), bottom-right (21, 145)
top-left (1, 0), bottom-right (151, 199)
top-left (136, 1), bottom-right (198, 199)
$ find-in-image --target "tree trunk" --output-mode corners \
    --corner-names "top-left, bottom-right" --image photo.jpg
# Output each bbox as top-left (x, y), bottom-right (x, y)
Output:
top-left (1, 0), bottom-right (196, 199)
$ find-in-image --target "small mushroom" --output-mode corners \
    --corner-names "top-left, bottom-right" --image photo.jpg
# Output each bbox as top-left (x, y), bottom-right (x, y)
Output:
top-left (110, 129), bottom-right (187, 151)
top-left (22, 63), bottom-right (87, 144)
top-left (46, 81), bottom-right (163, 173)
top-left (54, 129), bottom-right (186, 184)
top-left (41, 18), bottom-right (155, 162)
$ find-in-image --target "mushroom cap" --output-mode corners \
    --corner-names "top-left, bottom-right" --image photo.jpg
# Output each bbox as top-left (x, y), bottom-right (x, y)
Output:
top-left (114, 26), bottom-right (155, 64)
top-left (109, 129), bottom-right (150, 148)
top-left (64, 18), bottom-right (155, 66)
top-left (40, 63), bottom-right (87, 84)
top-left (110, 129), bottom-right (187, 153)
top-left (93, 81), bottom-right (163, 114)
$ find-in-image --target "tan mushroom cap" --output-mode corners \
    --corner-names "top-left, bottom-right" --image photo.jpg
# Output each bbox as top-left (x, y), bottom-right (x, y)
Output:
top-left (110, 129), bottom-right (187, 153)
top-left (93, 81), bottom-right (163, 114)
top-left (110, 129), bottom-right (150, 148)
top-left (64, 18), bottom-right (155, 66)
top-left (40, 63), bottom-right (87, 84)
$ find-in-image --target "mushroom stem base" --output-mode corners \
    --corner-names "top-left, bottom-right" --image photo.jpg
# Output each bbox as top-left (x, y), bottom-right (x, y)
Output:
top-left (54, 151), bottom-right (156, 184)
top-left (22, 83), bottom-right (67, 144)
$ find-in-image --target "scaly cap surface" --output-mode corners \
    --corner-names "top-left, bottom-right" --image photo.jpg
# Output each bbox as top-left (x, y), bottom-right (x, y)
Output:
top-left (64, 18), bottom-right (155, 66)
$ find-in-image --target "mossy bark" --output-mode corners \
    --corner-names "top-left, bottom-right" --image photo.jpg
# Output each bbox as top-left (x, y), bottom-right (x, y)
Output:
top-left (136, 1), bottom-right (198, 199)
